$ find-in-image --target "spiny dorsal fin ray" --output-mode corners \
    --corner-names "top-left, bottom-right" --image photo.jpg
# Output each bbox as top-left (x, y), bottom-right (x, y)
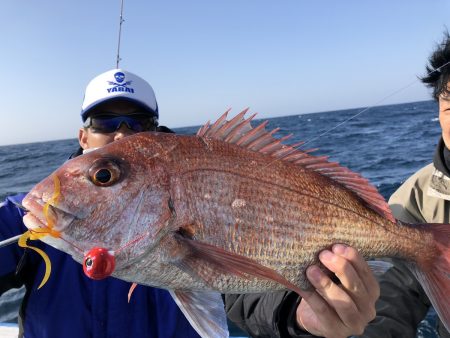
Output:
top-left (196, 110), bottom-right (396, 223)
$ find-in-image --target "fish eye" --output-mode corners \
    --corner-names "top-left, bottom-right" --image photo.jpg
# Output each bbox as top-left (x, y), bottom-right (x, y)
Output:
top-left (95, 169), bottom-right (112, 184)
top-left (88, 159), bottom-right (122, 187)
top-left (85, 257), bottom-right (93, 268)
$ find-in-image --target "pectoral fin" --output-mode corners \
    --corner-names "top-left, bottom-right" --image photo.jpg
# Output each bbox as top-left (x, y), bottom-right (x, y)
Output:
top-left (174, 232), bottom-right (305, 296)
top-left (169, 289), bottom-right (229, 338)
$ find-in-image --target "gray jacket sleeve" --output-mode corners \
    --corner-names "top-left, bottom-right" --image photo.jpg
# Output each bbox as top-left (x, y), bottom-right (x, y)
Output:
top-left (358, 259), bottom-right (431, 338)
top-left (225, 291), bottom-right (317, 337)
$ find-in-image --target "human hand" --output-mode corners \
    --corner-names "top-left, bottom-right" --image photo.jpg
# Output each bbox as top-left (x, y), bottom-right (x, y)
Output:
top-left (296, 244), bottom-right (379, 338)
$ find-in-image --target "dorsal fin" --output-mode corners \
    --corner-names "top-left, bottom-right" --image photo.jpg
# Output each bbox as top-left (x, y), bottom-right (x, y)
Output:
top-left (196, 109), bottom-right (395, 223)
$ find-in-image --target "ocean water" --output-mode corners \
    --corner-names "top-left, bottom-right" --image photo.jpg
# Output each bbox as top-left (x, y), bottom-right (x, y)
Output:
top-left (0, 100), bottom-right (441, 336)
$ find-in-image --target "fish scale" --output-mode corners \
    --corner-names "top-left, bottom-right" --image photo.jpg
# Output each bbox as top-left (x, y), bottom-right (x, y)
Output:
top-left (168, 143), bottom-right (427, 290)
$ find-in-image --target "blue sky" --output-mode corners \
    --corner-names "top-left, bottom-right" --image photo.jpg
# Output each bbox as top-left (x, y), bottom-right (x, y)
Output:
top-left (1, 0), bottom-right (450, 146)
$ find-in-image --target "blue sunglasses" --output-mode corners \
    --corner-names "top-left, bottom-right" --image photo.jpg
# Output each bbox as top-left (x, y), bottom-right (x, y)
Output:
top-left (84, 114), bottom-right (157, 133)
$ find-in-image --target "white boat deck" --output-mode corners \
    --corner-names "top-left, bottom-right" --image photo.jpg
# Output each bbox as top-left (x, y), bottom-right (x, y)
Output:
top-left (0, 323), bottom-right (19, 338)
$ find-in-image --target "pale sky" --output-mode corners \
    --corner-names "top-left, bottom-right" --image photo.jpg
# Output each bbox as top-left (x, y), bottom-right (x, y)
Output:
top-left (1, 0), bottom-right (450, 146)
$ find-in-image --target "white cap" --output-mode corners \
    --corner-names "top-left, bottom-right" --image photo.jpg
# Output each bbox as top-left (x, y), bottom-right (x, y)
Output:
top-left (81, 69), bottom-right (158, 121)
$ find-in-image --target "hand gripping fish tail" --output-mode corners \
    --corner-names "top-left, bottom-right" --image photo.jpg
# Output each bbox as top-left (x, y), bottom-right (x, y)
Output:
top-left (21, 109), bottom-right (450, 337)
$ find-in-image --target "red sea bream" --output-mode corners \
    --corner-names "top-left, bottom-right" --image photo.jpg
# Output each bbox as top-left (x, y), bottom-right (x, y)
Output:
top-left (22, 110), bottom-right (450, 337)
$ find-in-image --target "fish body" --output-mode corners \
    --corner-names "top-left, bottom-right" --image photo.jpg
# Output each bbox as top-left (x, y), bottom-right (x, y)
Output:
top-left (22, 111), bottom-right (450, 337)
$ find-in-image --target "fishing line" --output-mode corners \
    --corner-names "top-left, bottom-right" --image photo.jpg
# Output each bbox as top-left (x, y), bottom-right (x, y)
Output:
top-left (300, 60), bottom-right (450, 148)
top-left (115, 0), bottom-right (125, 68)
top-left (301, 80), bottom-right (419, 147)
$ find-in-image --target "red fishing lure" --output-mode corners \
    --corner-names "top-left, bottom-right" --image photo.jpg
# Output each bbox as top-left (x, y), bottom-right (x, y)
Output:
top-left (83, 247), bottom-right (116, 280)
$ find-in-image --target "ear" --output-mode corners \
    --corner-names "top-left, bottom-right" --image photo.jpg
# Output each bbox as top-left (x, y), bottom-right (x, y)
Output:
top-left (79, 128), bottom-right (89, 150)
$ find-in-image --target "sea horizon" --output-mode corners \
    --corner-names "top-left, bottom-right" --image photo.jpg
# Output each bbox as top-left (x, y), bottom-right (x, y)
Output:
top-left (0, 99), bottom-right (433, 148)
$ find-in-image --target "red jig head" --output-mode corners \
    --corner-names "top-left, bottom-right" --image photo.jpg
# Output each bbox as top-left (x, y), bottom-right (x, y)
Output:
top-left (83, 247), bottom-right (116, 280)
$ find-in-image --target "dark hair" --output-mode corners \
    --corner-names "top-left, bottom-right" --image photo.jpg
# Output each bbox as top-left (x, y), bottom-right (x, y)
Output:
top-left (421, 30), bottom-right (450, 101)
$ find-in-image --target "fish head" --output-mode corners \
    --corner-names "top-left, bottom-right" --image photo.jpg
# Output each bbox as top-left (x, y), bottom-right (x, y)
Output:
top-left (22, 133), bottom-right (175, 275)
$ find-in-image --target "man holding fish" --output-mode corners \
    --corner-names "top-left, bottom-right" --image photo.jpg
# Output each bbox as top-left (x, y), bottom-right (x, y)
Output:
top-left (0, 69), bottom-right (201, 338)
top-left (1, 68), bottom-right (385, 337)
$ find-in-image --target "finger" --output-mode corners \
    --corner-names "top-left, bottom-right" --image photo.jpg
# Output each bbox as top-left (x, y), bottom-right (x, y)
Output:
top-left (332, 245), bottom-right (380, 301)
top-left (320, 248), bottom-right (365, 299)
top-left (300, 269), bottom-right (346, 336)
top-left (296, 300), bottom-right (320, 335)
top-left (306, 264), bottom-right (364, 332)
top-left (296, 298), bottom-right (346, 338)
top-left (321, 246), bottom-right (375, 319)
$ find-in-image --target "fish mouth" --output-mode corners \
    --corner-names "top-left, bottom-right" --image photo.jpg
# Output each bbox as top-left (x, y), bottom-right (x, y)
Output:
top-left (22, 193), bottom-right (76, 233)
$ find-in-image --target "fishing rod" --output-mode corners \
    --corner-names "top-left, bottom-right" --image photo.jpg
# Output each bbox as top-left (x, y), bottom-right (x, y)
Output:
top-left (0, 234), bottom-right (22, 249)
top-left (0, 201), bottom-right (28, 247)
top-left (116, 0), bottom-right (125, 68)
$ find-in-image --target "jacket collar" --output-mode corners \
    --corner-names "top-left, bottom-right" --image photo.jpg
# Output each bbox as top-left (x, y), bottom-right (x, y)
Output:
top-left (430, 137), bottom-right (450, 200)
top-left (433, 137), bottom-right (450, 177)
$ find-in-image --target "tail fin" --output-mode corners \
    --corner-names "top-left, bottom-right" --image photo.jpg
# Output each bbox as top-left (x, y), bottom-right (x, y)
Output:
top-left (410, 224), bottom-right (450, 332)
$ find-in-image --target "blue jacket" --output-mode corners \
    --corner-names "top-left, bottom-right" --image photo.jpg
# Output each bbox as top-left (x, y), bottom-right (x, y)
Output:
top-left (0, 194), bottom-right (200, 338)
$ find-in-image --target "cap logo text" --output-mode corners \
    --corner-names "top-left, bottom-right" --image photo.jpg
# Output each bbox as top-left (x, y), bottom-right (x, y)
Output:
top-left (107, 72), bottom-right (135, 94)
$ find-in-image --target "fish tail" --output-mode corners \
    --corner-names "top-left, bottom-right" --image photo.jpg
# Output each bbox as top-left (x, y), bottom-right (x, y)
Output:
top-left (410, 223), bottom-right (450, 332)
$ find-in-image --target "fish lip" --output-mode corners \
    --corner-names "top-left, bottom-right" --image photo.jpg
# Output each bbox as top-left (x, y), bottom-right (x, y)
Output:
top-left (22, 193), bottom-right (77, 233)
top-left (23, 212), bottom-right (47, 231)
